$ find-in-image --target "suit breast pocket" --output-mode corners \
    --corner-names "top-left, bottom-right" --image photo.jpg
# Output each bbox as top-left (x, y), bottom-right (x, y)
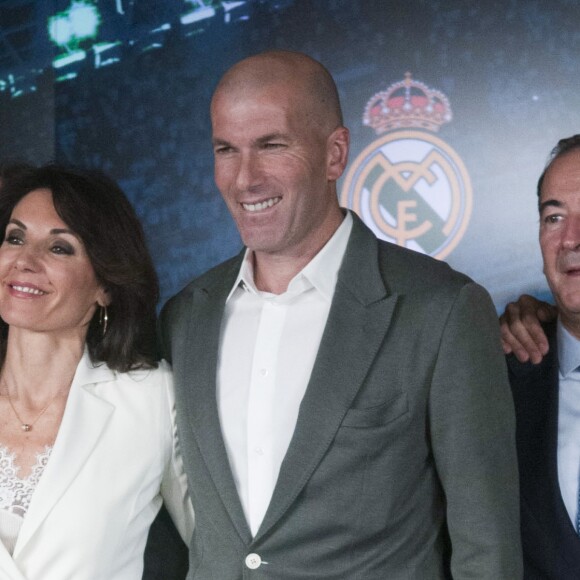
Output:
top-left (340, 392), bottom-right (409, 428)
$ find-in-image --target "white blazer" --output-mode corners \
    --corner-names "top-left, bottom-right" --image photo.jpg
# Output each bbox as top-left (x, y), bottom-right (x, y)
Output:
top-left (0, 352), bottom-right (193, 580)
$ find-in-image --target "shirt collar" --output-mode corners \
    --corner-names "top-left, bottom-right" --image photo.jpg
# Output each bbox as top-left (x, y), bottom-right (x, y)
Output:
top-left (226, 211), bottom-right (353, 303)
top-left (557, 318), bottom-right (580, 377)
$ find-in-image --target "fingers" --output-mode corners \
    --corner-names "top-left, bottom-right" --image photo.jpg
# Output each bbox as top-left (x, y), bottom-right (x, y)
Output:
top-left (537, 302), bottom-right (558, 323)
top-left (499, 294), bottom-right (555, 364)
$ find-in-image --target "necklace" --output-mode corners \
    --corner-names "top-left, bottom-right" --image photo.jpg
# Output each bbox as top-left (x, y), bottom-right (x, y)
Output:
top-left (2, 379), bottom-right (64, 432)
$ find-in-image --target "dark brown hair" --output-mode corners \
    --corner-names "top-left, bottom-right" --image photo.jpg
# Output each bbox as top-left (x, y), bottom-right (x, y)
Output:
top-left (0, 164), bottom-right (159, 371)
top-left (537, 134), bottom-right (580, 210)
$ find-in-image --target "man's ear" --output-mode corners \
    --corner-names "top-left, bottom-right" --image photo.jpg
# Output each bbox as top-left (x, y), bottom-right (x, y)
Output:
top-left (326, 126), bottom-right (350, 182)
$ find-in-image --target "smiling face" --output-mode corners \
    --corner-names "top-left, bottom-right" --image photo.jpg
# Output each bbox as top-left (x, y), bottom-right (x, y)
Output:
top-left (539, 149), bottom-right (580, 336)
top-left (210, 53), bottom-right (348, 265)
top-left (0, 188), bottom-right (108, 337)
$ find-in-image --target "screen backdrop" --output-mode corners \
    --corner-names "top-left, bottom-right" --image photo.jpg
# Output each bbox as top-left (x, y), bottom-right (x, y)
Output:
top-left (1, 0), bottom-right (579, 309)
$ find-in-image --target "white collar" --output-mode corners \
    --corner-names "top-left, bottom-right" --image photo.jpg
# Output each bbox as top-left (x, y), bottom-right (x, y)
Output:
top-left (227, 211), bottom-right (353, 303)
top-left (557, 319), bottom-right (580, 377)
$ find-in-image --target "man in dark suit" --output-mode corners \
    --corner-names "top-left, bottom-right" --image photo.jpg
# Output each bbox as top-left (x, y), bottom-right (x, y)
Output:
top-left (157, 50), bottom-right (522, 579)
top-left (502, 135), bottom-right (580, 578)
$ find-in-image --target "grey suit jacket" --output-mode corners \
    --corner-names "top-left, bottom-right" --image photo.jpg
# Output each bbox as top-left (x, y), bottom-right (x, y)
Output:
top-left (160, 212), bottom-right (522, 580)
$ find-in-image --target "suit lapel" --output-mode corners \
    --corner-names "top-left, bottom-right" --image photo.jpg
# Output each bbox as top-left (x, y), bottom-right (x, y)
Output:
top-left (0, 540), bottom-right (26, 579)
top-left (14, 354), bottom-right (114, 556)
top-left (544, 351), bottom-right (573, 534)
top-left (542, 339), bottom-right (580, 561)
top-left (179, 256), bottom-right (252, 543)
top-left (256, 215), bottom-right (398, 540)
top-left (512, 338), bottom-right (560, 513)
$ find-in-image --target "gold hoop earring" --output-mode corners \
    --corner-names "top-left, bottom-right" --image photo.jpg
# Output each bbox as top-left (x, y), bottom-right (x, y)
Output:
top-left (99, 305), bottom-right (108, 336)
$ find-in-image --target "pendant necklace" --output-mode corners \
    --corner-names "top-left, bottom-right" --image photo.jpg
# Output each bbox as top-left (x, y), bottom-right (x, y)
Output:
top-left (2, 379), bottom-right (63, 432)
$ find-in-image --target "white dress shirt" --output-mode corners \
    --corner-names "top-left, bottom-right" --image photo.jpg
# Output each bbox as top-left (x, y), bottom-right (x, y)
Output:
top-left (217, 212), bottom-right (352, 536)
top-left (557, 320), bottom-right (580, 529)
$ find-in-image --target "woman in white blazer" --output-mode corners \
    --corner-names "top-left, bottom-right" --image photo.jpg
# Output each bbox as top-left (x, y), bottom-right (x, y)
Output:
top-left (0, 165), bottom-right (193, 580)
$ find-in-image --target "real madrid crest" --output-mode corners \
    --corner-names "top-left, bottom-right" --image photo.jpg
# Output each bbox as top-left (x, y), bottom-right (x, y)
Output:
top-left (341, 73), bottom-right (472, 260)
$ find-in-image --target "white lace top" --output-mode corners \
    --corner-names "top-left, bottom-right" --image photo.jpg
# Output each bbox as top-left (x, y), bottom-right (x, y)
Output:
top-left (0, 445), bottom-right (52, 554)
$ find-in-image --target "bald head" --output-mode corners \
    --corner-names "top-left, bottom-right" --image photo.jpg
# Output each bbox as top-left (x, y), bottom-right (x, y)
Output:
top-left (212, 50), bottom-right (343, 135)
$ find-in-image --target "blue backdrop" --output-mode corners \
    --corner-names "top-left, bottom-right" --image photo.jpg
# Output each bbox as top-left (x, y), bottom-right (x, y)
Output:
top-left (1, 0), bottom-right (579, 309)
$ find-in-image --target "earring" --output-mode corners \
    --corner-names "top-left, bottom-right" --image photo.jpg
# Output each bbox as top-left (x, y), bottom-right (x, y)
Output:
top-left (99, 305), bottom-right (108, 336)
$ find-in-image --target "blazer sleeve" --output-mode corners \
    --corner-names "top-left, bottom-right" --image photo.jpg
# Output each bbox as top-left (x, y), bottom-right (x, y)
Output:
top-left (429, 282), bottom-right (523, 579)
top-left (158, 363), bottom-right (195, 544)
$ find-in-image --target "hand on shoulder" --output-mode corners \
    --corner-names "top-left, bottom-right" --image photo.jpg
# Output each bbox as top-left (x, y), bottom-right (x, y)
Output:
top-left (499, 294), bottom-right (557, 364)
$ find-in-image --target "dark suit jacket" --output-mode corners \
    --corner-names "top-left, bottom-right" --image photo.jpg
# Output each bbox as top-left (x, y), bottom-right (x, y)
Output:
top-left (160, 212), bottom-right (522, 579)
top-left (143, 505), bottom-right (188, 580)
top-left (509, 322), bottom-right (580, 578)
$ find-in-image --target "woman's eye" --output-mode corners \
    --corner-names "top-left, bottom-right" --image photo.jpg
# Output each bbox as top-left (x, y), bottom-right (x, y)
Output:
top-left (4, 233), bottom-right (23, 245)
top-left (51, 243), bottom-right (74, 255)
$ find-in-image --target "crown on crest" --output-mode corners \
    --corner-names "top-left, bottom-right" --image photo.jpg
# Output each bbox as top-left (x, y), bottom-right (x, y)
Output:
top-left (363, 72), bottom-right (452, 134)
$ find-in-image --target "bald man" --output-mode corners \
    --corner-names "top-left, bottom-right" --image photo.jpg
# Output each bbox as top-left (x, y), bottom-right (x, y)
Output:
top-left (158, 51), bottom-right (522, 579)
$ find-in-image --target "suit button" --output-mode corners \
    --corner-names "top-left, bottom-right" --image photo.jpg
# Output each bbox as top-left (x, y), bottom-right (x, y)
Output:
top-left (245, 553), bottom-right (262, 569)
